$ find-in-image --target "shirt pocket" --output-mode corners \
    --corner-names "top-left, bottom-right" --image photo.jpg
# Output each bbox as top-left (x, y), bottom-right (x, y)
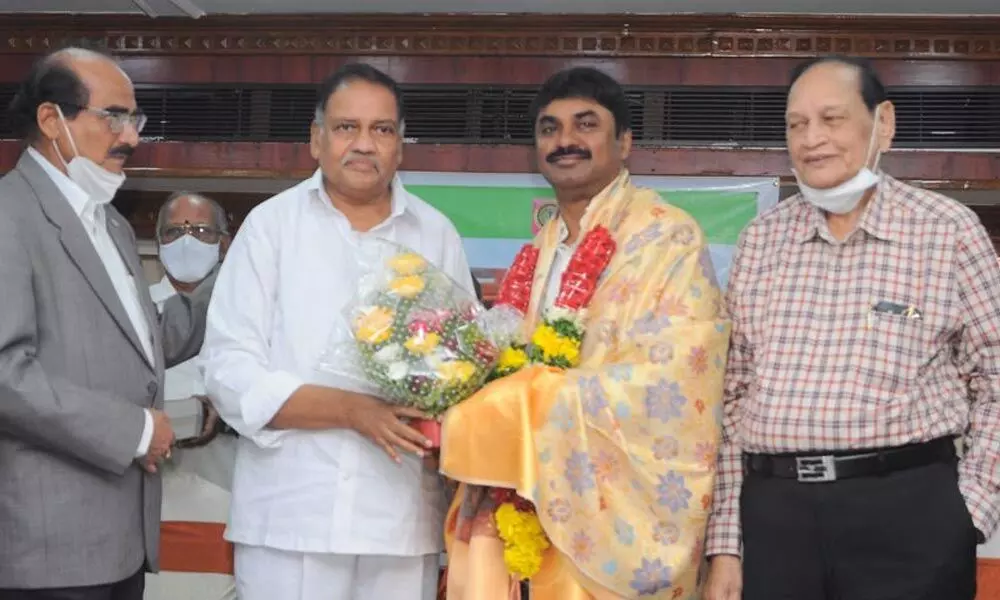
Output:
top-left (855, 311), bottom-right (939, 396)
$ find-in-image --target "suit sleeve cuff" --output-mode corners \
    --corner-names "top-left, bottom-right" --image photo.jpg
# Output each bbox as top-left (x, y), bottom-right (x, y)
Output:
top-left (134, 409), bottom-right (154, 458)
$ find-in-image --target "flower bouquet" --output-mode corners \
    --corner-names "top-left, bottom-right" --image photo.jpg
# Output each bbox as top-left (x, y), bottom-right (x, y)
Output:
top-left (484, 225), bottom-right (617, 580)
top-left (317, 240), bottom-right (517, 447)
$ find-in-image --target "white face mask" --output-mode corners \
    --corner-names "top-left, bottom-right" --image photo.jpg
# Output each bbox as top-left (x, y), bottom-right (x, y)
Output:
top-left (792, 105), bottom-right (883, 215)
top-left (53, 105), bottom-right (126, 206)
top-left (159, 235), bottom-right (220, 284)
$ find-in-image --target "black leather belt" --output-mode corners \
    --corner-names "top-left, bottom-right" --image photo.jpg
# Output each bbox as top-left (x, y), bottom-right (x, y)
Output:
top-left (743, 437), bottom-right (956, 483)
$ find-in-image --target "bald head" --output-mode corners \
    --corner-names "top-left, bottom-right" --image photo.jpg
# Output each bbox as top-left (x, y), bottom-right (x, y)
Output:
top-left (156, 192), bottom-right (229, 240)
top-left (788, 55), bottom-right (886, 114)
top-left (7, 46), bottom-right (122, 142)
top-left (8, 45), bottom-right (141, 176)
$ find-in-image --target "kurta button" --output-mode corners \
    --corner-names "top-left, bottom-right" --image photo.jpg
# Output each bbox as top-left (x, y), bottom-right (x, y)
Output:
top-left (147, 381), bottom-right (158, 396)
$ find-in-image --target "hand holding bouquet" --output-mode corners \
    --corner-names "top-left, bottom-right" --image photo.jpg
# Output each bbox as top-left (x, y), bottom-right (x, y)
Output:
top-left (318, 240), bottom-right (515, 447)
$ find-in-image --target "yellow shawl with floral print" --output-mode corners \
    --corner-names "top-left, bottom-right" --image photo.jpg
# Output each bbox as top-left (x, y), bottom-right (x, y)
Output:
top-left (440, 171), bottom-right (730, 599)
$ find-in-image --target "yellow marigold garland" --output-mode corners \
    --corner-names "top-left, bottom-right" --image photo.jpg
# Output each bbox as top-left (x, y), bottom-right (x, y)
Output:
top-left (495, 502), bottom-right (551, 580)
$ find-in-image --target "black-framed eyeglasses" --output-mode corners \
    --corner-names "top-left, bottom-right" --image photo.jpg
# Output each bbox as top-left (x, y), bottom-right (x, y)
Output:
top-left (160, 223), bottom-right (226, 244)
top-left (64, 103), bottom-right (148, 134)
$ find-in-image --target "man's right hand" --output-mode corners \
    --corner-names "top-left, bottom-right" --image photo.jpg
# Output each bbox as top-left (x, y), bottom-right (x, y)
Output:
top-left (141, 409), bottom-right (175, 473)
top-left (703, 555), bottom-right (742, 600)
top-left (345, 393), bottom-right (432, 463)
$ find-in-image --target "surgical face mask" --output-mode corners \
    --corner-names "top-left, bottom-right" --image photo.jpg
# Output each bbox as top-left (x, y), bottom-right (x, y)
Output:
top-left (52, 105), bottom-right (126, 206)
top-left (159, 235), bottom-right (220, 283)
top-left (792, 105), bottom-right (883, 215)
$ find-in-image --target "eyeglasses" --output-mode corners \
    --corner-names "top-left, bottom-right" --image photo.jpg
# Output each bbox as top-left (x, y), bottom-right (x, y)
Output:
top-left (65, 104), bottom-right (148, 134)
top-left (160, 222), bottom-right (226, 244)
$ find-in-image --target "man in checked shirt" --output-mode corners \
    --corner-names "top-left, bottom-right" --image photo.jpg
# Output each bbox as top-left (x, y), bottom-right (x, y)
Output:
top-left (703, 55), bottom-right (1000, 600)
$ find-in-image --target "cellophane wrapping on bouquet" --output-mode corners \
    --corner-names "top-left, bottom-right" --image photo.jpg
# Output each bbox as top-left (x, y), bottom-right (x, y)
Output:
top-left (316, 239), bottom-right (521, 445)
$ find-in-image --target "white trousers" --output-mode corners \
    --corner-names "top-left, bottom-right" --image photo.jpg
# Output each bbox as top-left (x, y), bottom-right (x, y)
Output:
top-left (234, 544), bottom-right (440, 600)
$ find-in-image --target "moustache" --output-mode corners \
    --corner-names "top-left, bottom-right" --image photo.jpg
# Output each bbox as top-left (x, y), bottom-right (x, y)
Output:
top-left (108, 146), bottom-right (134, 159)
top-left (342, 154), bottom-right (380, 172)
top-left (546, 146), bottom-right (592, 163)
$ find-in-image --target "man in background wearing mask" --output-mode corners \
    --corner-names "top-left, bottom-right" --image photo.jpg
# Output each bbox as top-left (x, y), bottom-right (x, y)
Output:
top-left (703, 55), bottom-right (1000, 600)
top-left (0, 47), bottom-right (212, 599)
top-left (145, 191), bottom-right (237, 600)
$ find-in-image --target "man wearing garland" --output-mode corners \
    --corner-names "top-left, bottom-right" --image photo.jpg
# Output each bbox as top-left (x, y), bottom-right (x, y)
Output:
top-left (439, 67), bottom-right (731, 599)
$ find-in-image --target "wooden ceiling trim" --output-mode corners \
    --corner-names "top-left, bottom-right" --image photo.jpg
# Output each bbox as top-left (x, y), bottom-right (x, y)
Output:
top-left (2, 14), bottom-right (1000, 59)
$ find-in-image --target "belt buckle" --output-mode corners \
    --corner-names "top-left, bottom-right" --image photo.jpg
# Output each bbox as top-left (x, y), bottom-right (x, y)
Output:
top-left (795, 455), bottom-right (837, 482)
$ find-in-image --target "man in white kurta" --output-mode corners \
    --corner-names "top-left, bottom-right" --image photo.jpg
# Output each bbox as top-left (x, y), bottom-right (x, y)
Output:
top-left (199, 64), bottom-right (473, 600)
top-left (145, 192), bottom-right (237, 600)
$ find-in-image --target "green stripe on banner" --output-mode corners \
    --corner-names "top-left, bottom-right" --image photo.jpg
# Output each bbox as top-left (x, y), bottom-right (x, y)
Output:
top-left (659, 191), bottom-right (759, 245)
top-left (406, 185), bottom-right (543, 239)
top-left (408, 185), bottom-right (758, 245)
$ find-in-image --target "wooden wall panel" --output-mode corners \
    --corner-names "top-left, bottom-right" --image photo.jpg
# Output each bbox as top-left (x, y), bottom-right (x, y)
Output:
top-left (0, 141), bottom-right (1000, 188)
top-left (0, 13), bottom-right (998, 184)
top-left (2, 53), bottom-right (999, 87)
top-left (1, 14), bottom-right (1000, 86)
top-left (3, 141), bottom-right (995, 186)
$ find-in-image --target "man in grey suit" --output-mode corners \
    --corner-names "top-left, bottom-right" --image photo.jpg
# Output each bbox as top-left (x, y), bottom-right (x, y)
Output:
top-left (0, 47), bottom-right (212, 600)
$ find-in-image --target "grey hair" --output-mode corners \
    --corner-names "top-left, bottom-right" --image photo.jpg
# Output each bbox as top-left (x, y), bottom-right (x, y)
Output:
top-left (155, 191), bottom-right (230, 240)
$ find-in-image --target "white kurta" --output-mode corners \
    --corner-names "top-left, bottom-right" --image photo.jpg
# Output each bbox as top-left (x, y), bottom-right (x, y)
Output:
top-left (145, 277), bottom-right (237, 600)
top-left (199, 171), bottom-right (472, 571)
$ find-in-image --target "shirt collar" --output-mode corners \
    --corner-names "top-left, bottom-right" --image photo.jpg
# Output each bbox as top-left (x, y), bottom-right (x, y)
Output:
top-left (26, 146), bottom-right (100, 225)
top-left (148, 275), bottom-right (178, 306)
top-left (794, 174), bottom-right (900, 244)
top-left (555, 169), bottom-right (625, 246)
top-left (306, 168), bottom-right (410, 224)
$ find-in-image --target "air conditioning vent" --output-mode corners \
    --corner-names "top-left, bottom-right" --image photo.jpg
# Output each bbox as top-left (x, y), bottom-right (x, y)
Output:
top-left (2, 83), bottom-right (997, 149)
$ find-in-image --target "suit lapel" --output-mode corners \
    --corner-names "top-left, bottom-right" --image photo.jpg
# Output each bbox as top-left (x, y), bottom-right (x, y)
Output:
top-left (105, 209), bottom-right (161, 371)
top-left (16, 153), bottom-right (154, 372)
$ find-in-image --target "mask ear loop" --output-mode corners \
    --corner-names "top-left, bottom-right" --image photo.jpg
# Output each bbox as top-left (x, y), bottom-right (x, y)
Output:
top-left (865, 104), bottom-right (884, 173)
top-left (51, 104), bottom-right (82, 167)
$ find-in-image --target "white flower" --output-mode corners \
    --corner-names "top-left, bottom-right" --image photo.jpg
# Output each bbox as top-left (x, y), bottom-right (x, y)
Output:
top-left (545, 306), bottom-right (586, 325)
top-left (388, 361), bottom-right (409, 381)
top-left (374, 343), bottom-right (402, 363)
top-left (424, 351), bottom-right (446, 369)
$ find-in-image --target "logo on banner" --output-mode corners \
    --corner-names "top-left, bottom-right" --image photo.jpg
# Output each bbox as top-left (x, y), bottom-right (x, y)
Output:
top-left (532, 198), bottom-right (558, 234)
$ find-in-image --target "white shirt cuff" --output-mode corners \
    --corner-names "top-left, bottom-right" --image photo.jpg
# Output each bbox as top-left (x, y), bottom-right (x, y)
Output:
top-left (135, 408), bottom-right (154, 458)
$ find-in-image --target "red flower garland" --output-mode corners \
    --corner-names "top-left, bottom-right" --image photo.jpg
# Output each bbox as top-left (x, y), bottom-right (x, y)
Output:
top-left (554, 225), bottom-right (616, 311)
top-left (495, 244), bottom-right (540, 314)
top-left (491, 487), bottom-right (536, 513)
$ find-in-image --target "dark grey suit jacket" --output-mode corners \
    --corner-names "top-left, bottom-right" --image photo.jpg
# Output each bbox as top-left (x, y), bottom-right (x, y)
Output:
top-left (0, 152), bottom-right (212, 589)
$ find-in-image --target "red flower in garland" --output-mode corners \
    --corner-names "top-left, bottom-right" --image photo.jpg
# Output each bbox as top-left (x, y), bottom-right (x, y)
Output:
top-left (490, 488), bottom-right (537, 513)
top-left (554, 225), bottom-right (616, 311)
top-left (495, 244), bottom-right (540, 314)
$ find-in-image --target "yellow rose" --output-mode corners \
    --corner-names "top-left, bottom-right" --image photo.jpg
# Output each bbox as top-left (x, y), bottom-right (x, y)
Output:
top-left (436, 360), bottom-right (477, 383)
top-left (389, 275), bottom-right (426, 299)
top-left (387, 252), bottom-right (428, 276)
top-left (404, 332), bottom-right (440, 356)
top-left (355, 307), bottom-right (394, 344)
